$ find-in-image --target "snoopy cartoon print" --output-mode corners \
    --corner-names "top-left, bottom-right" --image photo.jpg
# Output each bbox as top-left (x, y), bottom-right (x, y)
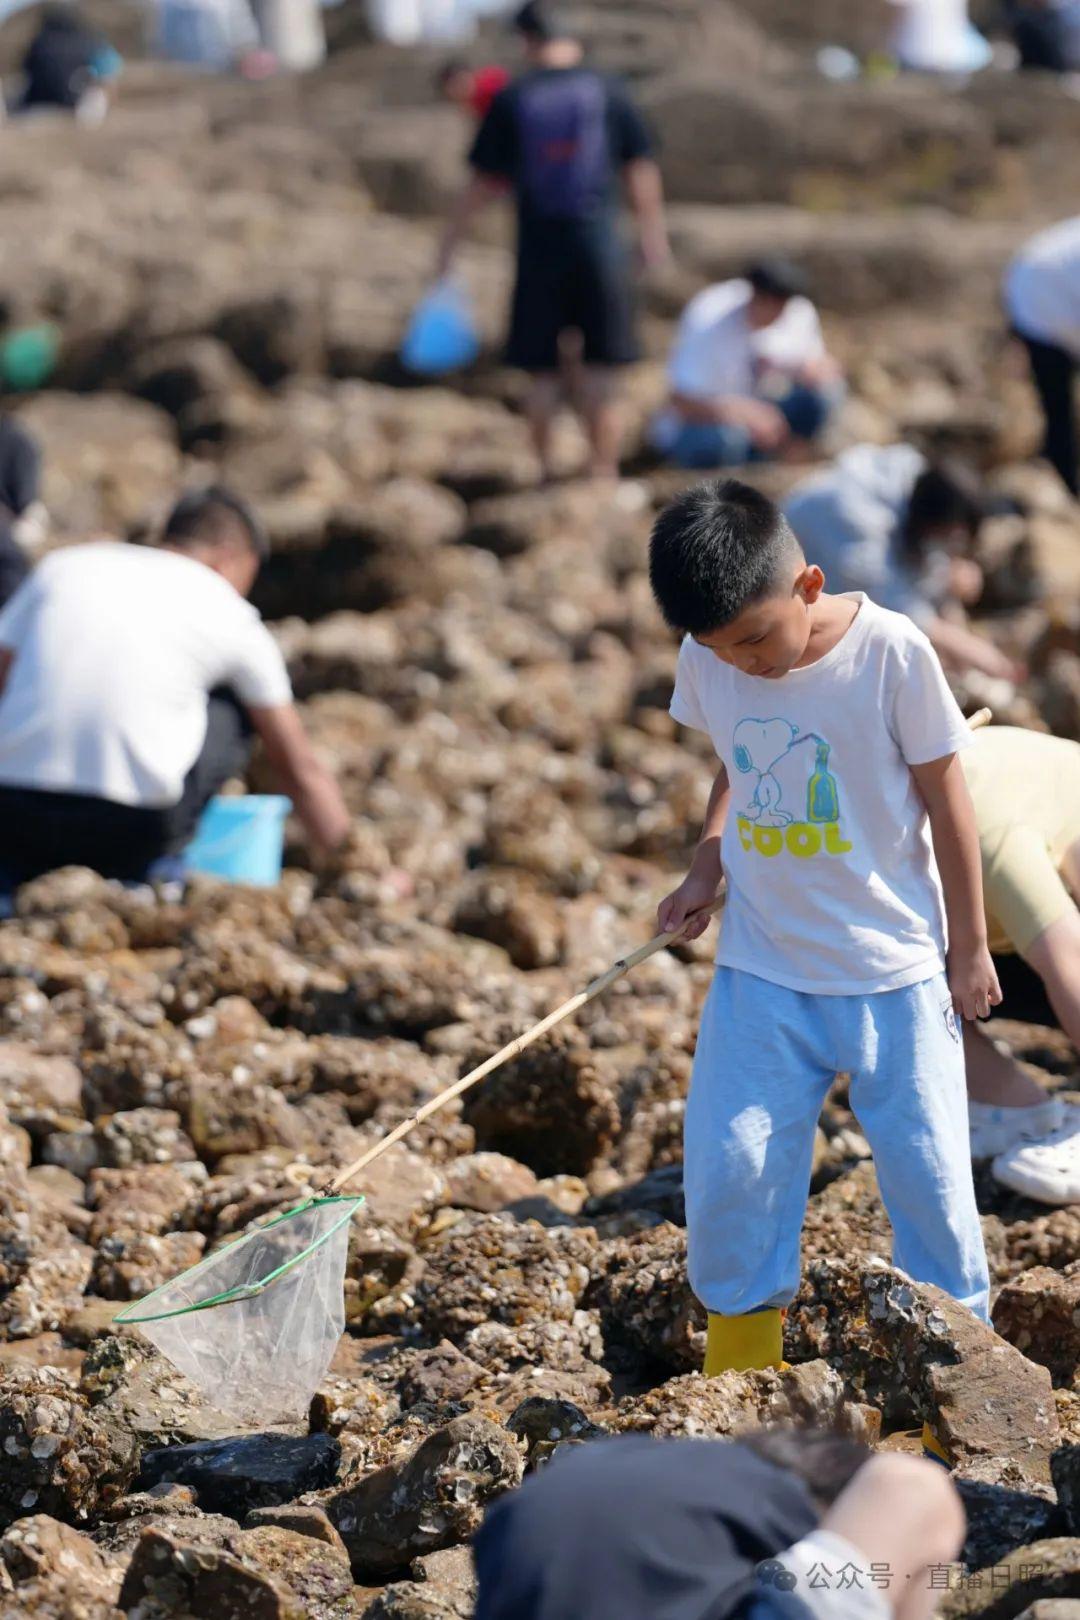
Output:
top-left (732, 718), bottom-right (799, 826)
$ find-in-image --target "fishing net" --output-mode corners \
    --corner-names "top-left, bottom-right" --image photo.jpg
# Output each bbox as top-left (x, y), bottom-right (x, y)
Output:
top-left (113, 1195), bottom-right (363, 1428)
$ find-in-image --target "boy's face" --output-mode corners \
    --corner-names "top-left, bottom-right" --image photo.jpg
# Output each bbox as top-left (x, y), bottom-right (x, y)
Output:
top-left (693, 565), bottom-right (824, 679)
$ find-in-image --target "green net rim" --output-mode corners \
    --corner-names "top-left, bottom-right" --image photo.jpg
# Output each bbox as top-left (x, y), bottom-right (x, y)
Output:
top-left (112, 1194), bottom-right (365, 1325)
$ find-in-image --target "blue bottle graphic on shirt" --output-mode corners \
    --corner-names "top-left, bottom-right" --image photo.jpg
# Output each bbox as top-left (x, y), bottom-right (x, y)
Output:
top-left (806, 739), bottom-right (841, 824)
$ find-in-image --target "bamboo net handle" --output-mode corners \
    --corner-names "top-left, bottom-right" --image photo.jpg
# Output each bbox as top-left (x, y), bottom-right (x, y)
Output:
top-left (328, 707), bottom-right (992, 1193)
top-left (328, 893), bottom-right (725, 1192)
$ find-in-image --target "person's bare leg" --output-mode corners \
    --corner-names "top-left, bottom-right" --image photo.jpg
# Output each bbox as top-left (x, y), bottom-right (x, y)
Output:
top-left (526, 374), bottom-right (562, 484)
top-left (818, 1454), bottom-right (965, 1620)
top-left (964, 1022), bottom-right (1050, 1108)
top-left (578, 365), bottom-right (622, 481)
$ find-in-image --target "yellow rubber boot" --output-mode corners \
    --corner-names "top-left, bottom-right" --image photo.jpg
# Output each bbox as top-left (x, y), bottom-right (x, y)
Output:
top-left (921, 1422), bottom-right (951, 1467)
top-left (704, 1308), bottom-right (786, 1376)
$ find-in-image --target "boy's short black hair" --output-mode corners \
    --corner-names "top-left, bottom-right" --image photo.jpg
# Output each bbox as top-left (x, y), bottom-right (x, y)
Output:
top-left (739, 1426), bottom-right (873, 1515)
top-left (902, 460), bottom-right (986, 555)
top-left (649, 478), bottom-right (802, 636)
top-left (514, 1), bottom-right (572, 42)
top-left (162, 485), bottom-right (268, 562)
top-left (746, 257), bottom-right (810, 304)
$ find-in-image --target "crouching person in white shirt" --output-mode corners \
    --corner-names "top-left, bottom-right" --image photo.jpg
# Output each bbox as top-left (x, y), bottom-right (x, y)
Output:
top-left (650, 259), bottom-right (844, 471)
top-left (0, 486), bottom-right (351, 893)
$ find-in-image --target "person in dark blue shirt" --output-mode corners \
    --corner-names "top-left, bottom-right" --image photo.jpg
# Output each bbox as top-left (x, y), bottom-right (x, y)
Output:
top-left (436, 1), bottom-right (669, 483)
top-left (16, 5), bottom-right (121, 119)
top-left (473, 1429), bottom-right (967, 1620)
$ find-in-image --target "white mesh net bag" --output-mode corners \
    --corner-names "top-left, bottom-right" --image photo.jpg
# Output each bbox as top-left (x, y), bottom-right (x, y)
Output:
top-left (113, 1195), bottom-right (363, 1429)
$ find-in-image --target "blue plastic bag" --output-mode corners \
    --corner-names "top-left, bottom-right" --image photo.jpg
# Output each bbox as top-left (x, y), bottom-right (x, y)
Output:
top-left (400, 281), bottom-right (480, 376)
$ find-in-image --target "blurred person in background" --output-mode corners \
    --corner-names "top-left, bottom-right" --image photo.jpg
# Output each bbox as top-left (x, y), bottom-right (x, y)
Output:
top-left (783, 444), bottom-right (1022, 683)
top-left (1008, 0), bottom-right (1080, 71)
top-left (962, 725), bottom-right (1080, 1203)
top-left (475, 1426), bottom-right (966, 1620)
top-left (885, 0), bottom-right (992, 73)
top-left (435, 0), bottom-right (670, 483)
top-left (1006, 215), bottom-right (1080, 496)
top-left (0, 416), bottom-right (45, 611)
top-left (650, 260), bottom-right (843, 471)
top-left (436, 57), bottom-right (511, 120)
top-left (0, 486), bottom-right (350, 896)
top-left (13, 4), bottom-right (122, 122)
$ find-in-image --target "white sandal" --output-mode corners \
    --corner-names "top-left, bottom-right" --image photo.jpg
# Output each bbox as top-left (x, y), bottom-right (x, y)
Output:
top-left (991, 1105), bottom-right (1080, 1205)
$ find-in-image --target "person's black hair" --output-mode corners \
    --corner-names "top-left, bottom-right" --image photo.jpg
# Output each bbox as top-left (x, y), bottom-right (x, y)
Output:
top-left (161, 485), bottom-right (268, 562)
top-left (513, 1), bottom-right (572, 43)
top-left (747, 258), bottom-right (810, 304)
top-left (900, 459), bottom-right (985, 560)
top-left (649, 478), bottom-right (802, 636)
top-left (739, 1426), bottom-right (873, 1515)
top-left (435, 57), bottom-right (470, 89)
top-left (40, 4), bottom-right (82, 29)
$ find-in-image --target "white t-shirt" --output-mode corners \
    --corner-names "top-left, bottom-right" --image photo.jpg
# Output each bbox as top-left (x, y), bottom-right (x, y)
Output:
top-left (665, 279), bottom-right (826, 405)
top-left (0, 541), bottom-right (292, 808)
top-left (888, 0), bottom-right (989, 71)
top-left (669, 595), bottom-right (973, 996)
top-left (1005, 216), bottom-right (1080, 359)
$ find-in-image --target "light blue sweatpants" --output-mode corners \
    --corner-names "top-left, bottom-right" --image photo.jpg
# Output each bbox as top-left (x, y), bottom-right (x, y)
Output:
top-left (685, 966), bottom-right (990, 1323)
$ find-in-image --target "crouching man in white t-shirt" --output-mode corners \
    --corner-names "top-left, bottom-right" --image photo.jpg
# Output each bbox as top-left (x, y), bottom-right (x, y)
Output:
top-left (650, 259), bottom-right (844, 471)
top-left (0, 486), bottom-right (351, 890)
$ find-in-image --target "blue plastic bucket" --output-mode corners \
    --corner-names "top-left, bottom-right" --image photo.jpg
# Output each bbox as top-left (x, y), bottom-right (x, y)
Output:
top-left (183, 795), bottom-right (292, 886)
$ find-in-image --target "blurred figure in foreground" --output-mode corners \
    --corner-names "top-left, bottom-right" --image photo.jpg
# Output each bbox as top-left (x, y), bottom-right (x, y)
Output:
top-left (436, 1), bottom-right (669, 482)
top-left (436, 57), bottom-right (510, 120)
top-left (475, 1428), bottom-right (966, 1620)
top-left (651, 260), bottom-right (843, 470)
top-left (13, 4), bottom-right (121, 122)
top-left (0, 487), bottom-right (349, 893)
top-left (784, 444), bottom-right (1021, 683)
top-left (963, 725), bottom-right (1080, 1203)
top-left (1006, 215), bottom-right (1080, 496)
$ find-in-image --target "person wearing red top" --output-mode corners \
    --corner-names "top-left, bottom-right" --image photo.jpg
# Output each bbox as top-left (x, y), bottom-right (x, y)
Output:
top-left (437, 60), bottom-right (511, 121)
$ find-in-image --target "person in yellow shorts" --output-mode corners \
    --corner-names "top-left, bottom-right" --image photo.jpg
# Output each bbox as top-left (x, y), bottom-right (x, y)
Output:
top-left (963, 725), bottom-right (1080, 1203)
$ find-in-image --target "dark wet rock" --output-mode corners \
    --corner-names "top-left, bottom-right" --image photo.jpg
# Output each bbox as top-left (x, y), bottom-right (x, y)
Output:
top-left (993, 1267), bottom-right (1080, 1386)
top-left (0, 1366), bottom-right (139, 1530)
top-left (326, 1413), bottom-right (524, 1579)
top-left (138, 1434), bottom-right (342, 1519)
top-left (954, 1464), bottom-right (1063, 1571)
top-left (1052, 1447), bottom-right (1080, 1536)
top-left (789, 1259), bottom-right (1059, 1474)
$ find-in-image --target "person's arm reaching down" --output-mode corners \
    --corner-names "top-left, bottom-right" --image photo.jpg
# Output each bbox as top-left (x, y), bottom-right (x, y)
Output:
top-left (248, 704), bottom-right (351, 856)
top-left (923, 614), bottom-right (1024, 683)
top-left (623, 156), bottom-right (670, 270)
top-left (910, 753), bottom-right (1002, 1021)
top-left (656, 763), bottom-right (729, 939)
top-left (434, 173), bottom-right (506, 282)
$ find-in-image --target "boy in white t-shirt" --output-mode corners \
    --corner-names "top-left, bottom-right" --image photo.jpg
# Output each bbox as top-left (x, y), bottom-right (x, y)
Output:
top-left (650, 479), bottom-right (994, 1387)
top-left (651, 259), bottom-right (843, 470)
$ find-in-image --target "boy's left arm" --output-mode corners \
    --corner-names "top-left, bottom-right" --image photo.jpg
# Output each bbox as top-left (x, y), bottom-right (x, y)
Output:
top-left (910, 753), bottom-right (1003, 1022)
